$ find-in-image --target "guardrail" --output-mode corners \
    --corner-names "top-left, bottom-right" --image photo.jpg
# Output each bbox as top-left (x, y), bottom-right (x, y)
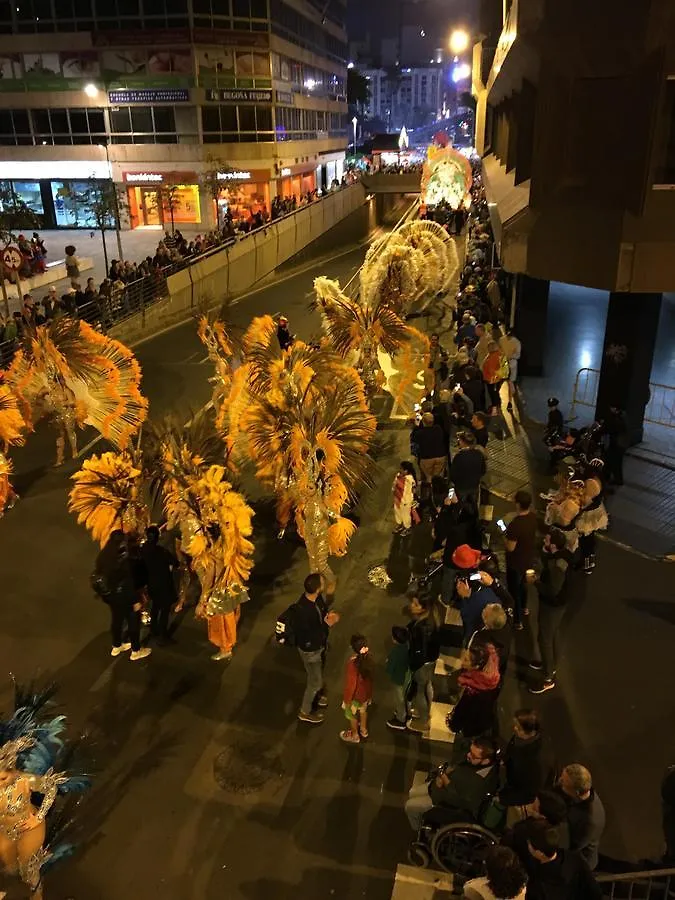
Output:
top-left (571, 367), bottom-right (675, 429)
top-left (596, 866), bottom-right (675, 898)
top-left (0, 184), bottom-right (364, 362)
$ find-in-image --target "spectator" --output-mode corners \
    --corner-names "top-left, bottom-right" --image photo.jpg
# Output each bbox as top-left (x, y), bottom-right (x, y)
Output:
top-left (450, 430), bottom-right (486, 510)
top-left (340, 633), bottom-right (373, 744)
top-left (277, 315), bottom-right (293, 351)
top-left (447, 641), bottom-right (500, 740)
top-left (523, 819), bottom-right (601, 899)
top-left (502, 789), bottom-right (571, 861)
top-left (141, 525), bottom-right (180, 645)
top-left (474, 323), bottom-right (492, 369)
top-left (529, 529), bottom-right (572, 694)
top-left (434, 500), bottom-right (482, 606)
top-left (64, 244), bottom-right (80, 287)
top-left (293, 572), bottom-right (340, 725)
top-left (414, 412), bottom-right (448, 487)
top-left (482, 340), bottom-right (509, 414)
top-left (392, 460), bottom-right (417, 536)
top-left (471, 411), bottom-right (490, 449)
top-left (455, 573), bottom-right (501, 646)
top-left (463, 845), bottom-right (527, 900)
top-left (385, 625), bottom-right (411, 731)
top-left (545, 398), bottom-right (565, 443)
top-left (499, 328), bottom-right (522, 412)
top-left (404, 737), bottom-right (499, 830)
top-left (42, 285), bottom-right (57, 319)
top-left (456, 311), bottom-right (477, 346)
top-left (504, 490), bottom-right (538, 629)
top-left (601, 405), bottom-right (627, 487)
top-left (557, 765), bottom-right (606, 871)
top-left (500, 710), bottom-right (554, 810)
top-left (405, 590), bottom-right (440, 734)
top-left (468, 600), bottom-right (511, 678)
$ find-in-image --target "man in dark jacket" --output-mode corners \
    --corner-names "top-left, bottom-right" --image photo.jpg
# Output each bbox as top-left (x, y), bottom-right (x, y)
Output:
top-left (602, 405), bottom-right (628, 486)
top-left (405, 737), bottom-right (498, 830)
top-left (523, 819), bottom-right (601, 899)
top-left (294, 572), bottom-right (340, 724)
top-left (414, 412), bottom-right (448, 485)
top-left (277, 315), bottom-right (293, 351)
top-left (450, 430), bottom-right (486, 508)
top-left (503, 789), bottom-right (570, 862)
top-left (557, 764), bottom-right (605, 871)
top-left (499, 709), bottom-right (554, 807)
top-left (530, 529), bottom-right (572, 694)
top-left (405, 591), bottom-right (440, 733)
top-left (142, 525), bottom-right (180, 645)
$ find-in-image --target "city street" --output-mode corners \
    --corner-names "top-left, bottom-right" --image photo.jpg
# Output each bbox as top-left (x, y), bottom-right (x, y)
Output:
top-left (1, 237), bottom-right (675, 899)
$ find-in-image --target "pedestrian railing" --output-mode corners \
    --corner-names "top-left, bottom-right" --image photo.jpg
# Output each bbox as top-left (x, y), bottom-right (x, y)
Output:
top-left (570, 367), bottom-right (675, 429)
top-left (596, 866), bottom-right (675, 898)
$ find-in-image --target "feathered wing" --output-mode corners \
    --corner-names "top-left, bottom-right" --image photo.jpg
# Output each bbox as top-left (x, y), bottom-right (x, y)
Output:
top-left (76, 323), bottom-right (148, 450)
top-left (0, 385), bottom-right (28, 447)
top-left (68, 451), bottom-right (149, 546)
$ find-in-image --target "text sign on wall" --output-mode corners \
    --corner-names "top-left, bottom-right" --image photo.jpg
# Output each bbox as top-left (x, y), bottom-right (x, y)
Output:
top-left (205, 88), bottom-right (272, 103)
top-left (109, 88), bottom-right (189, 103)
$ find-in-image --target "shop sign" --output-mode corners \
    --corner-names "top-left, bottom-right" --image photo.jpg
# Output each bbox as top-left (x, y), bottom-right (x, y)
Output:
top-left (2, 246), bottom-right (22, 271)
top-left (108, 88), bottom-right (189, 103)
top-left (217, 171), bottom-right (252, 181)
top-left (125, 173), bottom-right (163, 183)
top-left (275, 90), bottom-right (294, 105)
top-left (123, 171), bottom-right (199, 184)
top-left (206, 88), bottom-right (272, 103)
top-left (280, 168), bottom-right (292, 177)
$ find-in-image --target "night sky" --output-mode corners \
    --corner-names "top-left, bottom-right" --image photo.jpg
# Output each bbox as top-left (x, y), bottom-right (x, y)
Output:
top-left (347, 0), bottom-right (478, 41)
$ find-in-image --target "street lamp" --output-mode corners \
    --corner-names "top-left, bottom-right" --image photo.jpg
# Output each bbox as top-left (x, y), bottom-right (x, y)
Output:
top-left (84, 82), bottom-right (99, 98)
top-left (449, 29), bottom-right (470, 55)
top-left (352, 116), bottom-right (358, 152)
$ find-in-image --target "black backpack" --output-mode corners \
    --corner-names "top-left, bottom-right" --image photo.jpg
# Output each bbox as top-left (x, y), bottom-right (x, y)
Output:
top-left (275, 603), bottom-right (298, 646)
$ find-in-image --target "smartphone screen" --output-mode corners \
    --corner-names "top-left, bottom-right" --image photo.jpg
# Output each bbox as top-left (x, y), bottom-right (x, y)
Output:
top-left (469, 573), bottom-right (482, 582)
top-left (447, 487), bottom-right (455, 499)
top-left (497, 519), bottom-right (507, 532)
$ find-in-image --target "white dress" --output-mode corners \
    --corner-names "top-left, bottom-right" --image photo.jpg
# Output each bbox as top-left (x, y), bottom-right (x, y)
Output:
top-left (462, 876), bottom-right (527, 900)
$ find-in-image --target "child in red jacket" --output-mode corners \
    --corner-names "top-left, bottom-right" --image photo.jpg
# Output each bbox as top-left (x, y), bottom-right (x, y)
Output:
top-left (341, 634), bottom-right (374, 744)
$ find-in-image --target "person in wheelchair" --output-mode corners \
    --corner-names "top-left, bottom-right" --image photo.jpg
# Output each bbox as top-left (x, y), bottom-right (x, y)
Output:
top-left (405, 737), bottom-right (499, 832)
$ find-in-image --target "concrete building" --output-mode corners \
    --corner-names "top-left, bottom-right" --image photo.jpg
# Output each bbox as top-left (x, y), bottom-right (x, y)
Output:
top-left (0, 0), bottom-right (348, 231)
top-left (472, 0), bottom-right (675, 441)
top-left (362, 65), bottom-right (443, 131)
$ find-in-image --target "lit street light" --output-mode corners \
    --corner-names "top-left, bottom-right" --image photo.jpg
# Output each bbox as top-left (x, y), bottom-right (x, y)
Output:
top-left (84, 82), bottom-right (99, 98)
top-left (352, 116), bottom-right (358, 152)
top-left (449, 29), bottom-right (470, 55)
top-left (452, 63), bottom-right (472, 83)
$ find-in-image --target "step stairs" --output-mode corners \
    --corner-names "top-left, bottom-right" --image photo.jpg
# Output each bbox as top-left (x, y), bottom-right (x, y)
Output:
top-left (423, 604), bottom-right (462, 744)
top-left (390, 864), bottom-right (455, 900)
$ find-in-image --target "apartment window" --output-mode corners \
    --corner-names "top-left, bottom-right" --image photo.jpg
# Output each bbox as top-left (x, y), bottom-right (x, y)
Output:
top-left (110, 104), bottom-right (182, 143)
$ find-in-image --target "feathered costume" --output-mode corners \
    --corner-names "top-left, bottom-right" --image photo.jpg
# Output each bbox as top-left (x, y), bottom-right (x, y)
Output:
top-left (5, 318), bottom-right (148, 466)
top-left (0, 682), bottom-right (89, 897)
top-left (312, 277), bottom-right (430, 403)
top-left (68, 450), bottom-right (149, 546)
top-left (0, 384), bottom-right (27, 517)
top-left (152, 412), bottom-right (255, 621)
top-left (242, 316), bottom-right (376, 584)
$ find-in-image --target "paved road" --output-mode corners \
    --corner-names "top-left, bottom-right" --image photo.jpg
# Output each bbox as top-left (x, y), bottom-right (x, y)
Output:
top-left (1, 236), bottom-right (674, 899)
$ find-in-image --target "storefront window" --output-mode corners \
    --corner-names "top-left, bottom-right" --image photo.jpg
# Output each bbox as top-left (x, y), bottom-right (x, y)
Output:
top-left (3, 181), bottom-right (44, 215)
top-left (50, 180), bottom-right (107, 227)
top-left (218, 181), bottom-right (270, 221)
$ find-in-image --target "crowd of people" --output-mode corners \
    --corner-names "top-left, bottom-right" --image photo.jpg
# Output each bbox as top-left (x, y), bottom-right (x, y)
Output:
top-left (1, 232), bottom-right (48, 280)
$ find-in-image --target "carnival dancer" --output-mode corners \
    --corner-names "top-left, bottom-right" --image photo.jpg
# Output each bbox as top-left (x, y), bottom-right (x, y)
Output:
top-left (0, 682), bottom-right (90, 899)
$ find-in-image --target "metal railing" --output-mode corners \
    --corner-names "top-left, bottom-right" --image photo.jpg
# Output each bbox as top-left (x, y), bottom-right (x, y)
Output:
top-left (0, 182), bottom-right (363, 363)
top-left (571, 367), bottom-right (675, 429)
top-left (596, 866), bottom-right (675, 899)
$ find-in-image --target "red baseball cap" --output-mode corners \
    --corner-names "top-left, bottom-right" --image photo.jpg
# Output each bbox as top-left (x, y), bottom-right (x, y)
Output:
top-left (451, 544), bottom-right (482, 570)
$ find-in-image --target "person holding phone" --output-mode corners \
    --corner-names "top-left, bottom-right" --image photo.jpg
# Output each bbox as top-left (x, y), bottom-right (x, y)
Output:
top-left (504, 491), bottom-right (538, 630)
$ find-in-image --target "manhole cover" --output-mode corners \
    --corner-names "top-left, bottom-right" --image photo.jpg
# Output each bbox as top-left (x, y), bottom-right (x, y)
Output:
top-left (213, 739), bottom-right (285, 794)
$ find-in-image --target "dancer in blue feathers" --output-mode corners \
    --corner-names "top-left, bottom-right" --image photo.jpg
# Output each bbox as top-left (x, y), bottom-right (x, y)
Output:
top-left (0, 682), bottom-right (90, 899)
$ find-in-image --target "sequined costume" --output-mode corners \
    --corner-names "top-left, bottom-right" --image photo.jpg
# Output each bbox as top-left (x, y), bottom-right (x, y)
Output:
top-left (0, 684), bottom-right (90, 898)
top-left (5, 317), bottom-right (148, 467)
top-left (0, 384), bottom-right (27, 515)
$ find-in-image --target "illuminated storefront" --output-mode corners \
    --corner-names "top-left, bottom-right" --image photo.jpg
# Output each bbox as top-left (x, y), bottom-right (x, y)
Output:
top-left (122, 171), bottom-right (201, 229)
top-left (277, 163), bottom-right (317, 200)
top-left (215, 168), bottom-right (271, 222)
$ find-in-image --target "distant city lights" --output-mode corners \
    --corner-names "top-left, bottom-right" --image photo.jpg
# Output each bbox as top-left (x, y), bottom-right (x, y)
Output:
top-left (452, 63), bottom-right (471, 83)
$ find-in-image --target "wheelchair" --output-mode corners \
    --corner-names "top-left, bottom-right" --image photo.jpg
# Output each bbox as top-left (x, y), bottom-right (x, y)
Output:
top-left (407, 763), bottom-right (506, 880)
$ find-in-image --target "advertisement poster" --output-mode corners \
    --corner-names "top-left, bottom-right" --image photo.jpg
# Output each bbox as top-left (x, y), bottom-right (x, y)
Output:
top-left (60, 51), bottom-right (100, 78)
top-left (197, 47), bottom-right (235, 75)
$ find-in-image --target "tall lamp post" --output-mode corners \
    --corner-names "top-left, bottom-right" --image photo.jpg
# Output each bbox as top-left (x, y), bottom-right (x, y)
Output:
top-left (352, 116), bottom-right (358, 153)
top-left (85, 82), bottom-right (124, 261)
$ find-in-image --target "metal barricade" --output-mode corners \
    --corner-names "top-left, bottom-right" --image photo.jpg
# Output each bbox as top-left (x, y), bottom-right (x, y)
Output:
top-left (571, 367), bottom-right (675, 429)
top-left (596, 866), bottom-right (675, 899)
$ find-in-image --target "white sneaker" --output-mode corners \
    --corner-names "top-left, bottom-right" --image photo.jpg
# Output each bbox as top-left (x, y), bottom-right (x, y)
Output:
top-left (211, 650), bottom-right (233, 661)
top-left (130, 647), bottom-right (152, 661)
top-left (110, 643), bottom-right (132, 657)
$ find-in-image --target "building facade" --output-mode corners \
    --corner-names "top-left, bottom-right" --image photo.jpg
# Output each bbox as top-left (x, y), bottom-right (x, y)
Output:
top-left (472, 0), bottom-right (675, 440)
top-left (361, 66), bottom-right (443, 131)
top-left (0, 0), bottom-right (349, 230)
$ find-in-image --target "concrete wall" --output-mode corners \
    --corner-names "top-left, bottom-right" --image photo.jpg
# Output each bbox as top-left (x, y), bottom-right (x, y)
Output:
top-left (110, 183), bottom-right (366, 345)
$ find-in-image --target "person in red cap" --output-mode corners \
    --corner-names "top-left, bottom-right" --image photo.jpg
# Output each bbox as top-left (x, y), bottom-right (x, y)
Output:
top-left (452, 544), bottom-right (482, 571)
top-left (451, 544), bottom-right (502, 643)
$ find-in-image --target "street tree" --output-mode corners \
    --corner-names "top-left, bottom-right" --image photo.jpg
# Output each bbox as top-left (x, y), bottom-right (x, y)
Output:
top-left (200, 156), bottom-right (238, 230)
top-left (158, 183), bottom-right (183, 236)
top-left (0, 183), bottom-right (41, 248)
top-left (75, 180), bottom-right (128, 275)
